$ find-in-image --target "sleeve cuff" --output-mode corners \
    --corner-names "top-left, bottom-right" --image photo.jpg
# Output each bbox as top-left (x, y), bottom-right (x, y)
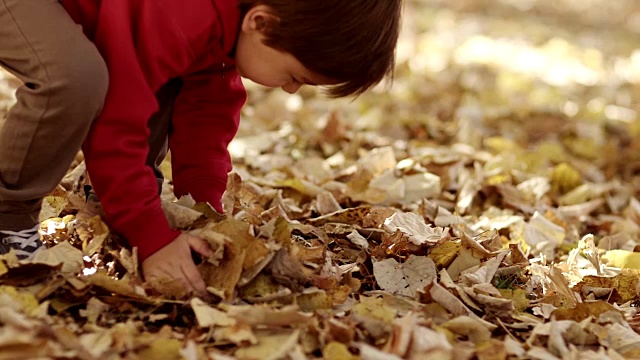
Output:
top-left (117, 207), bottom-right (182, 261)
top-left (174, 177), bottom-right (226, 212)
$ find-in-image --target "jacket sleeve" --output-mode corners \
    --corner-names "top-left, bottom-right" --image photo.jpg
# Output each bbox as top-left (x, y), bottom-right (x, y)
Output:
top-left (82, 1), bottom-right (201, 260)
top-left (170, 68), bottom-right (247, 212)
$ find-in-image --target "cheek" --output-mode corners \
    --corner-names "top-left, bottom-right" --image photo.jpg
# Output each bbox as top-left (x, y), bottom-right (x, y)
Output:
top-left (235, 42), bottom-right (289, 87)
top-left (244, 63), bottom-right (287, 88)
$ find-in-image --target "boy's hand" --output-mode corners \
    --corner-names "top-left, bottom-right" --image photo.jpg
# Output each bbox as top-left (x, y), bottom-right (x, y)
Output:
top-left (142, 233), bottom-right (213, 297)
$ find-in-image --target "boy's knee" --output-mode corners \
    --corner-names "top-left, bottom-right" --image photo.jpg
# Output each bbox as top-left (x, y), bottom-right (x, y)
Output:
top-left (53, 45), bottom-right (108, 117)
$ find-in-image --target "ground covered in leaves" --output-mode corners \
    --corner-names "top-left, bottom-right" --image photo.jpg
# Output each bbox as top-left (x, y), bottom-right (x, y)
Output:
top-left (3, 0), bottom-right (640, 359)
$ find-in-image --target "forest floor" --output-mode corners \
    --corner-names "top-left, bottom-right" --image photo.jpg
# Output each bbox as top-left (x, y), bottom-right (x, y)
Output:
top-left (2, 0), bottom-right (640, 359)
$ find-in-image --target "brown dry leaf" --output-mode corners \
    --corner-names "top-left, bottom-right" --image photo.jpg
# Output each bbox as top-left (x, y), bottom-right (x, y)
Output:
top-left (385, 314), bottom-right (417, 357)
top-left (39, 195), bottom-right (69, 222)
top-left (446, 248), bottom-right (482, 281)
top-left (267, 248), bottom-right (312, 290)
top-left (77, 215), bottom-right (109, 256)
top-left (78, 331), bottom-right (114, 359)
top-left (383, 212), bottom-right (448, 246)
top-left (226, 304), bottom-right (311, 327)
top-left (408, 326), bottom-right (453, 359)
top-left (82, 272), bottom-right (150, 301)
top-left (78, 297), bottom-right (109, 324)
top-left (2, 3), bottom-right (640, 359)
top-left (214, 322), bottom-right (257, 346)
top-left (428, 277), bottom-right (472, 316)
top-left (440, 316), bottom-right (492, 344)
top-left (307, 205), bottom-right (372, 226)
top-left (234, 329), bottom-right (300, 360)
top-left (605, 323), bottom-right (640, 354)
top-left (199, 218), bottom-right (271, 272)
top-left (31, 241), bottom-right (83, 274)
top-left (200, 246), bottom-right (245, 300)
top-left (576, 270), bottom-right (640, 303)
top-left (460, 252), bottom-right (507, 285)
top-left (347, 230), bottom-right (370, 250)
top-left (373, 255), bottom-right (436, 297)
top-left (190, 297), bottom-right (236, 328)
top-left (316, 191), bottom-right (343, 215)
top-left (161, 199), bottom-right (203, 229)
top-left (0, 332), bottom-right (52, 360)
top-left (552, 301), bottom-right (621, 323)
top-left (523, 211), bottom-right (565, 258)
top-left (358, 343), bottom-right (403, 360)
top-left (476, 339), bottom-right (507, 360)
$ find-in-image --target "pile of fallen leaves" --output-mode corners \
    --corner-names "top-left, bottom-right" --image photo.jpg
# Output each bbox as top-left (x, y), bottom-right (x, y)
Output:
top-left (2, 0), bottom-right (640, 359)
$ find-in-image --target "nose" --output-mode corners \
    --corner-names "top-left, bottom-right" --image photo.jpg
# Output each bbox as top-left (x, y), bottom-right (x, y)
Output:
top-left (281, 82), bottom-right (302, 94)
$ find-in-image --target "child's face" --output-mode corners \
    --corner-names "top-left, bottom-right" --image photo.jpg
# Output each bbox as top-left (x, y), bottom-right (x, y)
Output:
top-left (235, 5), bottom-right (335, 94)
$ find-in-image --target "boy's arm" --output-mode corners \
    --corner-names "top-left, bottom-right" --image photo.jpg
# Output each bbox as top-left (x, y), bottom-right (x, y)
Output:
top-left (169, 68), bottom-right (247, 211)
top-left (82, 3), bottom-right (204, 260)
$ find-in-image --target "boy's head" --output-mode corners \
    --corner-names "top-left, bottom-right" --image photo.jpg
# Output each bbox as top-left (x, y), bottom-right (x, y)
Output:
top-left (234, 0), bottom-right (402, 97)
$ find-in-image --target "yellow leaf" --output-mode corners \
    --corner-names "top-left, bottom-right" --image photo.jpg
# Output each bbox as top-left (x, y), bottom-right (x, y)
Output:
top-left (550, 163), bottom-right (582, 194)
top-left (0, 286), bottom-right (39, 315)
top-left (428, 241), bottom-right (461, 268)
top-left (499, 289), bottom-right (530, 313)
top-left (484, 137), bottom-right (519, 153)
top-left (323, 342), bottom-right (358, 360)
top-left (353, 297), bottom-right (395, 325)
top-left (297, 290), bottom-right (333, 312)
top-left (563, 137), bottom-right (600, 160)
top-left (276, 178), bottom-right (324, 197)
top-left (137, 338), bottom-right (182, 360)
top-left (239, 273), bottom-right (283, 299)
top-left (0, 260), bottom-right (7, 277)
top-left (535, 141), bottom-right (569, 163)
top-left (486, 174), bottom-right (511, 186)
top-left (602, 250), bottom-right (640, 269)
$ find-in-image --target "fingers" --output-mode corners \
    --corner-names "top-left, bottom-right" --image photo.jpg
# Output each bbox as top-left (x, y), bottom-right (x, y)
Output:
top-left (141, 234), bottom-right (211, 299)
top-left (181, 262), bottom-right (208, 296)
top-left (185, 234), bottom-right (214, 257)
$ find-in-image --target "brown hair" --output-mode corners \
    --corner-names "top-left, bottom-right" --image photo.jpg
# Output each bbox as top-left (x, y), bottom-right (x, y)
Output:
top-left (238, 0), bottom-right (402, 98)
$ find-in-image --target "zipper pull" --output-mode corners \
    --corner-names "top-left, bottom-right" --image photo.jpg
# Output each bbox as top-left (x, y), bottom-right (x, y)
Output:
top-left (222, 62), bottom-right (226, 78)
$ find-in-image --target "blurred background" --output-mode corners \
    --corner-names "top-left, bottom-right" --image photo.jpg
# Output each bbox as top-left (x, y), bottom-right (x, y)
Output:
top-left (0, 0), bottom-right (637, 195)
top-left (236, 0), bottom-right (640, 195)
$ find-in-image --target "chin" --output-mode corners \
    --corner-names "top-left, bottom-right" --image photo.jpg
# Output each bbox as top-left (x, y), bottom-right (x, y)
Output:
top-left (235, 66), bottom-right (246, 78)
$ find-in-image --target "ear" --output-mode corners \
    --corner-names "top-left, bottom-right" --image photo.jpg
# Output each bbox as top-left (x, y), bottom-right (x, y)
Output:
top-left (241, 5), bottom-right (278, 34)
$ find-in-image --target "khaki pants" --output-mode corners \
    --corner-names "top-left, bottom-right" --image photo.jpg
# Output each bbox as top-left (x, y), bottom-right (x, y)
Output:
top-left (0, 0), bottom-right (108, 231)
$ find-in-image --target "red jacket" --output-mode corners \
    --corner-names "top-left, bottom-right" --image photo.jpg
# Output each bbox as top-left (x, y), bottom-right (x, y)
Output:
top-left (61, 0), bottom-right (247, 260)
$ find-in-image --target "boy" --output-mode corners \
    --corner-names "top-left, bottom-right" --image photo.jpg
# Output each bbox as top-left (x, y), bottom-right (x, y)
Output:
top-left (0, 0), bottom-right (402, 296)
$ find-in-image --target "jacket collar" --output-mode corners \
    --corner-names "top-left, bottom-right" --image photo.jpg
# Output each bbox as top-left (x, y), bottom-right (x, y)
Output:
top-left (211, 0), bottom-right (242, 56)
